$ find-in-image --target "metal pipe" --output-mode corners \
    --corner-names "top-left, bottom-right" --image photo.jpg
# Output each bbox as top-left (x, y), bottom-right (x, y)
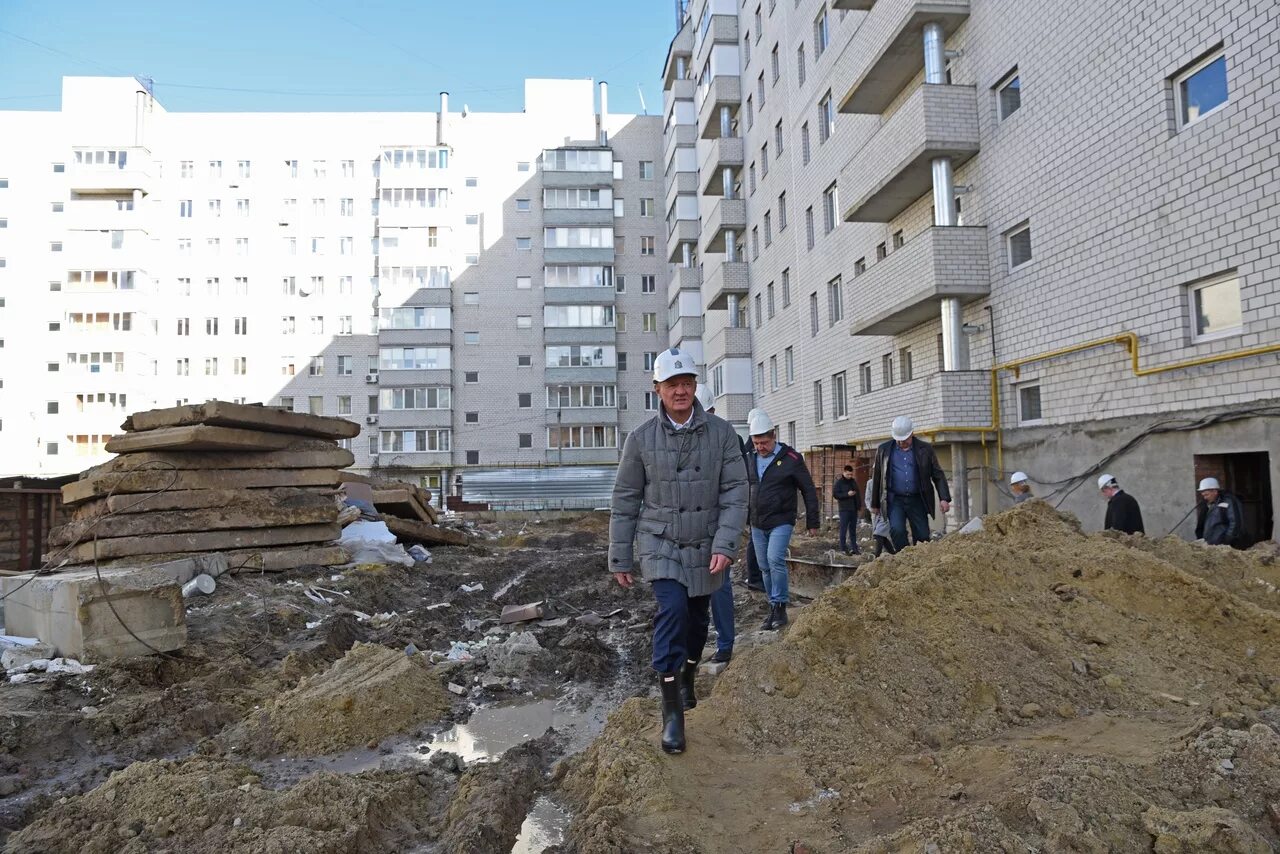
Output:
top-left (727, 294), bottom-right (741, 327)
top-left (681, 242), bottom-right (694, 267)
top-left (598, 81), bottom-right (609, 145)
top-left (923, 23), bottom-right (946, 84)
top-left (722, 166), bottom-right (734, 198)
top-left (724, 229), bottom-right (737, 262)
top-left (932, 157), bottom-right (957, 227)
top-left (437, 92), bottom-right (449, 146)
top-left (719, 105), bottom-right (733, 138)
top-left (134, 88), bottom-right (147, 147)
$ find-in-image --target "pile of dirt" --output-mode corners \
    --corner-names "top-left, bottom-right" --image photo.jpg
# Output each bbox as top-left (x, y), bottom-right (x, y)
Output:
top-left (556, 501), bottom-right (1280, 853)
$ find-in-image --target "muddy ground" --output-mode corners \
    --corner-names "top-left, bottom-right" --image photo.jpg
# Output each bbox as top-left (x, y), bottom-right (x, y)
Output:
top-left (0, 512), bottom-right (735, 853)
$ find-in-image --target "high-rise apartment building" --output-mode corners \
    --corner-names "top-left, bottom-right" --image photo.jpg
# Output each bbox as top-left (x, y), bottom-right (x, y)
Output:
top-left (0, 77), bottom-right (667, 502)
top-left (664, 0), bottom-right (1280, 540)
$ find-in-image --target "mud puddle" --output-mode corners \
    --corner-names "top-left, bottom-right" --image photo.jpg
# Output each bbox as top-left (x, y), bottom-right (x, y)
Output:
top-left (512, 795), bottom-right (571, 852)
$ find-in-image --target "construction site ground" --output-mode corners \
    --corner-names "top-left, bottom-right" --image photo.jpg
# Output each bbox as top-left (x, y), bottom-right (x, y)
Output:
top-left (2, 502), bottom-right (1279, 853)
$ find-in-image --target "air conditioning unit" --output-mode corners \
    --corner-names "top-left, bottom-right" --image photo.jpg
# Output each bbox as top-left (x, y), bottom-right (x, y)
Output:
top-left (365, 415), bottom-right (378, 425)
top-left (364, 373), bottom-right (378, 383)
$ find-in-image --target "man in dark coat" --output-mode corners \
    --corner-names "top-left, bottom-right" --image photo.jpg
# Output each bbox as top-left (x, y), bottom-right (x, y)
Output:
top-left (1098, 473), bottom-right (1144, 535)
top-left (833, 465), bottom-right (862, 554)
top-left (868, 416), bottom-right (951, 552)
top-left (1194, 477), bottom-right (1244, 547)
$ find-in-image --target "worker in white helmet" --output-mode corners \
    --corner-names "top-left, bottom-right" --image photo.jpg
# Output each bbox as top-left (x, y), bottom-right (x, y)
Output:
top-left (609, 348), bottom-right (748, 754)
top-left (1010, 471), bottom-right (1034, 504)
top-left (1098, 473), bottom-right (1144, 535)
top-left (868, 416), bottom-right (951, 551)
top-left (1194, 476), bottom-right (1244, 547)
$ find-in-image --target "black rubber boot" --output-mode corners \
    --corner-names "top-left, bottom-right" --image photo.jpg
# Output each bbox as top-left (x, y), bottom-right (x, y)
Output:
top-left (773, 603), bottom-right (789, 629)
top-left (659, 672), bottom-right (686, 754)
top-left (680, 659), bottom-right (698, 710)
top-left (759, 604), bottom-right (776, 631)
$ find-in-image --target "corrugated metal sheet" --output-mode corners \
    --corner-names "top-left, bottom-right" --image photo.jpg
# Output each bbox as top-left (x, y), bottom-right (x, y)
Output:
top-left (460, 466), bottom-right (618, 510)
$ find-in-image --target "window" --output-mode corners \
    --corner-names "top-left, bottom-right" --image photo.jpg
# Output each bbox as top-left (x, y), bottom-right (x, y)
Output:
top-left (50, 241), bottom-right (62, 253)
top-left (515, 276), bottom-right (533, 290)
top-left (749, 162), bottom-right (757, 194)
top-left (761, 142), bottom-right (769, 176)
top-left (51, 203), bottom-right (63, 212)
top-left (781, 269), bottom-right (791, 306)
top-left (752, 227), bottom-right (760, 260)
top-left (754, 294), bottom-right (763, 328)
top-left (1189, 272), bottom-right (1243, 340)
top-left (859, 361), bottom-right (872, 395)
top-left (832, 372), bottom-right (847, 419)
top-left (342, 159), bottom-right (355, 177)
top-left (379, 347), bottom-right (451, 370)
top-left (380, 388), bottom-right (451, 410)
top-left (517, 354), bottom-right (532, 367)
top-left (876, 242), bottom-right (888, 261)
top-left (284, 159), bottom-right (297, 177)
top-left (463, 292), bottom-right (479, 305)
top-left (205, 317), bottom-right (219, 336)
top-left (179, 199), bottom-right (192, 218)
top-left (639, 236), bottom-right (656, 256)
top-left (756, 362), bottom-right (765, 394)
top-left (774, 121), bottom-right (784, 155)
top-left (640, 198), bottom-right (655, 217)
top-left (828, 277), bottom-right (844, 325)
top-left (882, 353), bottom-right (894, 387)
top-left (308, 355), bottom-right (324, 377)
top-left (237, 159), bottom-right (251, 179)
top-left (767, 282), bottom-right (776, 317)
top-left (778, 193), bottom-right (787, 230)
top-left (381, 430), bottom-right (452, 453)
top-left (784, 347), bottom-right (795, 384)
top-left (644, 392), bottom-right (660, 411)
top-left (801, 123), bottom-right (811, 164)
top-left (544, 305), bottom-right (615, 327)
top-left (176, 317), bottom-right (190, 336)
top-left (758, 72), bottom-right (766, 107)
top-left (813, 6), bottom-right (829, 58)
top-left (208, 160), bottom-right (222, 178)
top-left (613, 198), bottom-right (624, 217)
top-left (547, 426), bottom-right (617, 450)
top-left (809, 292), bottom-right (819, 336)
top-left (47, 443), bottom-right (59, 456)
top-left (797, 44), bottom-right (806, 86)
top-left (900, 346), bottom-right (914, 382)
top-left (854, 257), bottom-right (866, 276)
top-left (805, 207), bottom-right (815, 249)
top-left (337, 396), bottom-right (352, 415)
top-left (746, 95), bottom-right (754, 130)
top-left (818, 91), bottom-right (834, 142)
top-left (893, 230), bottom-right (904, 249)
top-left (639, 161), bottom-right (655, 180)
top-left (744, 33), bottom-right (752, 66)
top-left (517, 315), bottom-right (532, 329)
top-left (546, 345), bottom-right (616, 368)
top-left (464, 411), bottom-right (479, 424)
top-left (516, 237), bottom-right (532, 251)
top-left (337, 355), bottom-right (353, 376)
top-left (1175, 49), bottom-right (1228, 128)
top-left (822, 183), bottom-right (838, 234)
top-left (1006, 221), bottom-right (1033, 269)
top-left (642, 312), bottom-right (658, 332)
top-left (813, 381), bottom-right (824, 424)
top-left (997, 69), bottom-right (1022, 121)
top-left (618, 352), bottom-right (628, 371)
top-left (465, 177), bottom-right (477, 187)
top-left (312, 160), bottom-right (326, 178)
top-left (205, 357), bottom-right (220, 376)
top-left (1019, 384), bottom-right (1043, 423)
top-left (770, 356), bottom-right (779, 391)
top-left (464, 331), bottom-right (480, 344)
top-left (641, 275), bottom-right (656, 293)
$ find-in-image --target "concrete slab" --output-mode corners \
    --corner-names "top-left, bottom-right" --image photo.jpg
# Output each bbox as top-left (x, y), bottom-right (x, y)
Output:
top-left (122, 400), bottom-right (360, 439)
top-left (104, 425), bottom-right (296, 454)
top-left (57, 523), bottom-right (341, 563)
top-left (372, 489), bottom-right (435, 523)
top-left (784, 557), bottom-right (857, 600)
top-left (70, 487), bottom-right (334, 521)
top-left (381, 514), bottom-right (469, 547)
top-left (2, 567), bottom-right (186, 660)
top-left (62, 468), bottom-right (341, 506)
top-left (50, 494), bottom-right (337, 546)
top-left (105, 544), bottom-right (351, 573)
top-left (89, 440), bottom-right (353, 474)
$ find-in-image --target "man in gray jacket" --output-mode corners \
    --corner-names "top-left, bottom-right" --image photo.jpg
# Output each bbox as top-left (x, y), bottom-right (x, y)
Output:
top-left (610, 348), bottom-right (748, 754)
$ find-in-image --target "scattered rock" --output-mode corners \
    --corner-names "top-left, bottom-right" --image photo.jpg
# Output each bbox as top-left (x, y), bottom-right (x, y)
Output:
top-left (486, 632), bottom-right (543, 678)
top-left (1142, 805), bottom-right (1271, 853)
top-left (700, 661), bottom-right (728, 677)
top-left (1019, 703), bottom-right (1042, 719)
top-left (447, 682), bottom-right (467, 696)
top-left (1101, 673), bottom-right (1124, 689)
top-left (1028, 797), bottom-right (1085, 836)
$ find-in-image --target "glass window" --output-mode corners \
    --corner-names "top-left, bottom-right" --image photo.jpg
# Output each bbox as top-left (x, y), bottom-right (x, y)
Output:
top-left (1019, 385), bottom-right (1043, 423)
top-left (1189, 273), bottom-right (1243, 340)
top-left (1176, 50), bottom-right (1228, 128)
top-left (997, 70), bottom-right (1022, 120)
top-left (1007, 222), bottom-right (1033, 269)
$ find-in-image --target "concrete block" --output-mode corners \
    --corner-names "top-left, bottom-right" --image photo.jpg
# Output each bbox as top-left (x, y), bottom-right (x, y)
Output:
top-left (50, 493), bottom-right (338, 545)
top-left (104, 425), bottom-right (296, 454)
top-left (2, 567), bottom-right (186, 661)
top-left (1, 642), bottom-right (56, 670)
top-left (90, 441), bottom-right (354, 474)
top-left (57, 523), bottom-right (341, 563)
top-left (63, 468), bottom-right (342, 505)
top-left (71, 487), bottom-right (332, 521)
top-left (122, 400), bottom-right (360, 439)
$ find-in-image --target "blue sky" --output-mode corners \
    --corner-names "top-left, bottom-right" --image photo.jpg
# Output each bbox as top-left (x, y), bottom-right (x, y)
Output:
top-left (0, 0), bottom-right (676, 114)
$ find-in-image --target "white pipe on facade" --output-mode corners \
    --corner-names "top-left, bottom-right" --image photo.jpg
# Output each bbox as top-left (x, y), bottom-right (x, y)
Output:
top-left (599, 81), bottom-right (609, 144)
top-left (438, 92), bottom-right (449, 146)
top-left (134, 89), bottom-right (147, 147)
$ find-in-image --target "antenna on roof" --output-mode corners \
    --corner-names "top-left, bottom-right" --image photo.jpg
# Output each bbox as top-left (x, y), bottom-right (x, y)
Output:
top-left (637, 84), bottom-right (648, 116)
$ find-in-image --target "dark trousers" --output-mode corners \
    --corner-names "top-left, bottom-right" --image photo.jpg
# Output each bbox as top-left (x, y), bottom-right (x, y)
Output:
top-left (745, 537), bottom-right (764, 589)
top-left (888, 493), bottom-right (930, 552)
top-left (708, 570), bottom-right (734, 653)
top-left (651, 579), bottom-right (711, 674)
top-left (838, 508), bottom-right (861, 553)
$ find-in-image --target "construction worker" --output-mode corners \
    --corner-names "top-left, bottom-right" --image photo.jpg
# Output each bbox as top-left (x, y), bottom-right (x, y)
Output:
top-left (1098, 473), bottom-right (1144, 535)
top-left (745, 408), bottom-right (819, 631)
top-left (610, 349), bottom-right (747, 754)
top-left (696, 383), bottom-right (735, 663)
top-left (1195, 477), bottom-right (1244, 547)
top-left (833, 465), bottom-right (862, 554)
top-left (1010, 471), bottom-right (1034, 503)
top-left (869, 416), bottom-right (951, 552)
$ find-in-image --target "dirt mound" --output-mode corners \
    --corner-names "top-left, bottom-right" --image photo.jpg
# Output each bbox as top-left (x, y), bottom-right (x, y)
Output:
top-left (4, 757), bottom-right (441, 853)
top-left (556, 501), bottom-right (1280, 853)
top-left (233, 642), bottom-right (450, 755)
top-left (1119, 534), bottom-right (1280, 615)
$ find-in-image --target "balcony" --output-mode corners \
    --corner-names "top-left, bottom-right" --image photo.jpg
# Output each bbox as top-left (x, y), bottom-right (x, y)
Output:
top-left (545, 365), bottom-right (618, 384)
top-left (662, 18), bottom-right (694, 87)
top-left (704, 324), bottom-right (752, 366)
top-left (836, 0), bottom-right (972, 115)
top-left (845, 370), bottom-right (991, 443)
top-left (544, 447), bottom-right (619, 465)
top-left (543, 327), bottom-right (616, 346)
top-left (68, 147), bottom-right (153, 194)
top-left (667, 219), bottom-right (701, 260)
top-left (375, 449), bottom-right (453, 469)
top-left (664, 171), bottom-right (697, 218)
top-left (378, 368), bottom-right (452, 386)
top-left (667, 266), bottom-right (701, 304)
top-left (699, 137), bottom-right (745, 195)
top-left (840, 84), bottom-right (979, 223)
top-left (65, 203), bottom-right (150, 234)
top-left (376, 409), bottom-right (452, 429)
top-left (664, 123), bottom-right (697, 173)
top-left (543, 207), bottom-right (614, 227)
top-left (542, 170), bottom-right (613, 189)
top-left (693, 14), bottom-right (739, 67)
top-left (700, 198), bottom-right (747, 255)
top-left (378, 206), bottom-right (449, 228)
top-left (833, 0), bottom-right (876, 8)
top-left (544, 287), bottom-right (616, 305)
top-left (378, 328), bottom-right (452, 347)
top-left (849, 226), bottom-right (989, 335)
top-left (702, 259), bottom-right (749, 310)
top-left (697, 76), bottom-right (742, 140)
top-left (544, 408), bottom-right (618, 427)
top-left (668, 314), bottom-right (704, 342)
top-left (61, 229), bottom-right (153, 269)
top-left (544, 247), bottom-right (614, 264)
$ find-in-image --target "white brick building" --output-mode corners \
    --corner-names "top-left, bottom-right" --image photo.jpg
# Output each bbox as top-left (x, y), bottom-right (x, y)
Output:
top-left (0, 77), bottom-right (667, 504)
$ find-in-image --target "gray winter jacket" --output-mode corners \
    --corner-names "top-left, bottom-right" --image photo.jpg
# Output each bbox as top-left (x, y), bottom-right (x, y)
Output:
top-left (609, 402), bottom-right (749, 597)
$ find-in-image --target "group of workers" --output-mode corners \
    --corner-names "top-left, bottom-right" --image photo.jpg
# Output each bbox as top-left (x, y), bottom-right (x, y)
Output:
top-left (608, 346), bottom-right (1250, 755)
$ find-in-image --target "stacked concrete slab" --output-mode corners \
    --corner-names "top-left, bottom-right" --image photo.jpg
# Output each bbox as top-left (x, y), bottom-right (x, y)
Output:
top-left (47, 401), bottom-right (359, 569)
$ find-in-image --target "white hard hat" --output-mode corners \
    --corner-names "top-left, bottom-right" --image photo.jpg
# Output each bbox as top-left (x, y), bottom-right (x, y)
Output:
top-left (890, 415), bottom-right (914, 442)
top-left (652, 347), bottom-right (697, 383)
top-left (1198, 477), bottom-right (1220, 491)
top-left (1097, 473), bottom-right (1117, 490)
top-left (747, 408), bottom-right (775, 436)
top-left (1010, 471), bottom-right (1029, 485)
top-left (695, 383), bottom-right (714, 412)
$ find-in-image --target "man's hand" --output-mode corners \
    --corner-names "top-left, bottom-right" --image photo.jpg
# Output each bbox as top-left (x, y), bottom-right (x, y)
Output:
top-left (709, 554), bottom-right (731, 574)
top-left (940, 500), bottom-right (951, 513)
top-left (613, 572), bottom-right (634, 588)
top-left (806, 528), bottom-right (819, 537)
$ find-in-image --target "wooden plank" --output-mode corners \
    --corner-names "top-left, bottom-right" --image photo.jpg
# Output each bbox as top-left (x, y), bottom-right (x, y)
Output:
top-left (380, 514), bottom-right (469, 547)
top-left (62, 469), bottom-right (341, 506)
top-left (70, 487), bottom-right (335, 521)
top-left (122, 400), bottom-right (360, 439)
top-left (57, 523), bottom-right (341, 563)
top-left (89, 443), bottom-right (353, 474)
top-left (49, 495), bottom-right (338, 546)
top-left (105, 425), bottom-right (297, 454)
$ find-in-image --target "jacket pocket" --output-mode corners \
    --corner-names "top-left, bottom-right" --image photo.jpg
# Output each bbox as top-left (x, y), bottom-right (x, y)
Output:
top-left (637, 518), bottom-right (667, 536)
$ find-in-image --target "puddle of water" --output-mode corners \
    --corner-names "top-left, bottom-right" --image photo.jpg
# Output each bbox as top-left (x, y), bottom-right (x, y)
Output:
top-left (511, 795), bottom-right (570, 853)
top-left (429, 697), bottom-right (560, 762)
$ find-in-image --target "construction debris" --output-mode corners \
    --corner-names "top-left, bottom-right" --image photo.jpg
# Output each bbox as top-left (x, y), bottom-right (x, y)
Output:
top-left (381, 514), bottom-right (470, 548)
top-left (500, 601), bottom-right (545, 624)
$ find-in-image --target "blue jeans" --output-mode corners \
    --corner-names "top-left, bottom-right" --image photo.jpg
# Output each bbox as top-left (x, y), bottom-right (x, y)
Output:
top-left (650, 579), bottom-right (711, 674)
top-left (709, 569), bottom-right (734, 653)
top-left (888, 493), bottom-right (930, 552)
top-left (751, 524), bottom-right (794, 605)
top-left (838, 508), bottom-right (861, 553)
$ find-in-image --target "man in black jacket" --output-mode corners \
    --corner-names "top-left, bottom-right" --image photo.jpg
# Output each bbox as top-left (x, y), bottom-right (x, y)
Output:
top-left (1194, 476), bottom-right (1244, 546)
top-left (833, 465), bottom-right (862, 555)
top-left (746, 409), bottom-right (819, 630)
top-left (1098, 473), bottom-right (1144, 535)
top-left (868, 416), bottom-right (951, 552)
